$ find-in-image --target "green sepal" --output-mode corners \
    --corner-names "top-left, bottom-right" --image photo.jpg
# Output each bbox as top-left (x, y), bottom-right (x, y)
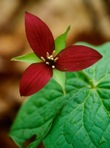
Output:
top-left (53, 69), bottom-right (66, 95)
top-left (55, 26), bottom-right (70, 55)
top-left (11, 52), bottom-right (42, 64)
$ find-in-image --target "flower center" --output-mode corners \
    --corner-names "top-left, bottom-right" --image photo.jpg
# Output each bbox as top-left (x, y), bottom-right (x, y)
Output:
top-left (41, 51), bottom-right (58, 68)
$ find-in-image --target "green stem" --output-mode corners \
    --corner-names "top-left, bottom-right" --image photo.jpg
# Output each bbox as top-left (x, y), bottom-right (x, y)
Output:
top-left (62, 86), bottom-right (66, 96)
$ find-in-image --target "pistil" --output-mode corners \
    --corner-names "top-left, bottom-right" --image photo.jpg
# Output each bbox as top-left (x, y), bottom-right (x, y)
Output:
top-left (40, 51), bottom-right (58, 68)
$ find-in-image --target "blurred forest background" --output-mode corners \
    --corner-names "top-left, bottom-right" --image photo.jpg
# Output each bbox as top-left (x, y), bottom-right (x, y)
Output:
top-left (0, 0), bottom-right (110, 147)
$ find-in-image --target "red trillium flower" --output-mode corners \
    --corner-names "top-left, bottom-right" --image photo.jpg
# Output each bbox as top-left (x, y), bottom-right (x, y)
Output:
top-left (20, 12), bottom-right (102, 96)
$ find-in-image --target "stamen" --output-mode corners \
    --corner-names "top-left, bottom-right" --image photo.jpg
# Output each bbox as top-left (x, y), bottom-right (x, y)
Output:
top-left (52, 65), bottom-right (55, 68)
top-left (50, 55), bottom-right (53, 58)
top-left (47, 54), bottom-right (54, 60)
top-left (52, 50), bottom-right (55, 56)
top-left (47, 56), bottom-right (51, 59)
top-left (46, 52), bottom-right (49, 58)
top-left (45, 51), bottom-right (58, 68)
top-left (41, 56), bottom-right (45, 62)
top-left (50, 57), bottom-right (54, 60)
top-left (46, 62), bottom-right (49, 65)
top-left (54, 57), bottom-right (58, 62)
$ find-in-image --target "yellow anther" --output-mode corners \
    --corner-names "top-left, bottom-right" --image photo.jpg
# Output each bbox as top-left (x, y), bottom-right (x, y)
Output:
top-left (47, 56), bottom-right (51, 59)
top-left (45, 51), bottom-right (58, 68)
top-left (54, 57), bottom-right (58, 62)
top-left (50, 57), bottom-right (54, 60)
top-left (46, 52), bottom-right (49, 58)
top-left (41, 56), bottom-right (45, 62)
top-left (50, 55), bottom-right (53, 58)
top-left (47, 54), bottom-right (54, 60)
top-left (52, 65), bottom-right (55, 68)
top-left (46, 62), bottom-right (49, 65)
top-left (52, 50), bottom-right (55, 56)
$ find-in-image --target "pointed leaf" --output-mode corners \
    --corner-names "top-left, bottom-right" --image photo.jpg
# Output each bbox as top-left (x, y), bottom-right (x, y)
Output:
top-left (53, 69), bottom-right (66, 95)
top-left (20, 63), bottom-right (52, 96)
top-left (25, 12), bottom-right (55, 58)
top-left (9, 79), bottom-right (68, 148)
top-left (11, 53), bottom-right (42, 63)
top-left (56, 45), bottom-right (102, 71)
top-left (44, 42), bottom-right (110, 148)
top-left (10, 42), bottom-right (110, 148)
top-left (55, 26), bottom-right (70, 55)
top-left (44, 88), bottom-right (110, 148)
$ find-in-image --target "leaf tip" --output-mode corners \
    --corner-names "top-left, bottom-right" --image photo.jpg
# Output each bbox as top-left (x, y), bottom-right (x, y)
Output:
top-left (10, 57), bottom-right (16, 61)
top-left (65, 25), bottom-right (71, 35)
top-left (67, 25), bottom-right (71, 32)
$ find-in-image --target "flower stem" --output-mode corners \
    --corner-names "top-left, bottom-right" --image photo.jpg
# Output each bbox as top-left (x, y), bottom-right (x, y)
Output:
top-left (62, 86), bottom-right (66, 96)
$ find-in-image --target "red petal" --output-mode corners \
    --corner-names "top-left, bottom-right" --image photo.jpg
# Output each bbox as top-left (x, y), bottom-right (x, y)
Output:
top-left (20, 63), bottom-right (52, 96)
top-left (55, 45), bottom-right (102, 71)
top-left (25, 12), bottom-right (55, 58)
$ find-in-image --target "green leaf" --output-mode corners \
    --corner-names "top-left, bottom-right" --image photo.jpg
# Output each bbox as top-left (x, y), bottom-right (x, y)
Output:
top-left (10, 42), bottom-right (110, 148)
top-left (11, 53), bottom-right (42, 63)
top-left (53, 69), bottom-right (66, 95)
top-left (44, 42), bottom-right (110, 148)
top-left (44, 89), bottom-right (110, 148)
top-left (55, 26), bottom-right (70, 55)
top-left (9, 79), bottom-right (70, 148)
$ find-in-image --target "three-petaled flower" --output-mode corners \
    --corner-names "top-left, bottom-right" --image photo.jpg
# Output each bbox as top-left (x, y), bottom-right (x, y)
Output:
top-left (19, 12), bottom-right (102, 96)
